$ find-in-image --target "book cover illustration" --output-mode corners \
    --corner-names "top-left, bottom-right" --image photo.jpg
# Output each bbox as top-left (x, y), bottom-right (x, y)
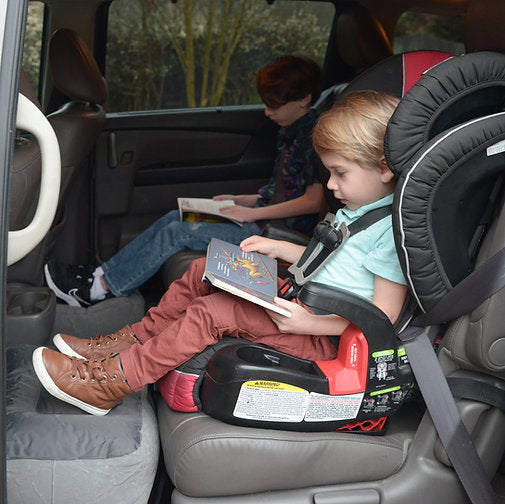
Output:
top-left (205, 238), bottom-right (291, 317)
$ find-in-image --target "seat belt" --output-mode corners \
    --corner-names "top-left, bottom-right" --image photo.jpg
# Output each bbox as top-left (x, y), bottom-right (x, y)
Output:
top-left (278, 205), bottom-right (392, 299)
top-left (398, 246), bottom-right (505, 504)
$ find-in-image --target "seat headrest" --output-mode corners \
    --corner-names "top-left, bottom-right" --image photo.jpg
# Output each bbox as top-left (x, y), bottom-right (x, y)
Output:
top-left (465, 0), bottom-right (505, 53)
top-left (385, 51), bottom-right (505, 177)
top-left (393, 111), bottom-right (505, 313)
top-left (336, 4), bottom-right (393, 73)
top-left (49, 29), bottom-right (108, 105)
top-left (388, 52), bottom-right (505, 312)
top-left (19, 68), bottom-right (41, 110)
top-left (341, 50), bottom-right (454, 99)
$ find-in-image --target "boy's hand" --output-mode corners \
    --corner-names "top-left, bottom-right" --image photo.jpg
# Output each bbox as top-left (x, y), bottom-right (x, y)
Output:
top-left (266, 298), bottom-right (315, 333)
top-left (240, 235), bottom-right (280, 257)
top-left (213, 194), bottom-right (260, 207)
top-left (219, 204), bottom-right (257, 222)
top-left (267, 297), bottom-right (352, 336)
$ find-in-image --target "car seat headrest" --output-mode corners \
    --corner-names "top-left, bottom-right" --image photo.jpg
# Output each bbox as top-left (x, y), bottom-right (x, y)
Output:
top-left (19, 69), bottom-right (41, 109)
top-left (465, 0), bottom-right (505, 53)
top-left (340, 50), bottom-right (454, 99)
top-left (49, 28), bottom-right (108, 105)
top-left (385, 51), bottom-right (505, 177)
top-left (393, 111), bottom-right (505, 313)
top-left (336, 4), bottom-right (393, 73)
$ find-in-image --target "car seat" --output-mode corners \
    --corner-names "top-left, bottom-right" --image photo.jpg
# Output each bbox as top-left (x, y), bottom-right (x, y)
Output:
top-left (8, 29), bottom-right (108, 285)
top-left (155, 51), bottom-right (505, 503)
top-left (6, 68), bottom-right (159, 504)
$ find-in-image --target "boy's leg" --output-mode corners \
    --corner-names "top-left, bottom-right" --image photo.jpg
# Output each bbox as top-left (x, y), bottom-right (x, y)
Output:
top-left (132, 256), bottom-right (213, 343)
top-left (121, 289), bottom-right (337, 391)
top-left (102, 212), bottom-right (260, 297)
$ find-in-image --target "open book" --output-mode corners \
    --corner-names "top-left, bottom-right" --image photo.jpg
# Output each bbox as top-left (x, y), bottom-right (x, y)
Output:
top-left (178, 197), bottom-right (243, 226)
top-left (203, 238), bottom-right (292, 317)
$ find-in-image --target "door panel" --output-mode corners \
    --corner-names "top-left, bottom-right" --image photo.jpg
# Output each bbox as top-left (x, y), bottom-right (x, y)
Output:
top-left (93, 105), bottom-right (278, 261)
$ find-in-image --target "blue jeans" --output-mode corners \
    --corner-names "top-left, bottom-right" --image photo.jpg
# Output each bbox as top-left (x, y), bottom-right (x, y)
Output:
top-left (102, 210), bottom-right (261, 297)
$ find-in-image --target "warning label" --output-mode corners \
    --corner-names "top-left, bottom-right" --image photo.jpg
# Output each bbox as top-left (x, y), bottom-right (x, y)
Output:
top-left (233, 381), bottom-right (309, 422)
top-left (232, 381), bottom-right (364, 423)
top-left (305, 392), bottom-right (364, 422)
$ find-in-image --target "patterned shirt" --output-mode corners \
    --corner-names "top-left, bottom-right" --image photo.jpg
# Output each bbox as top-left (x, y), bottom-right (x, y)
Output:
top-left (257, 110), bottom-right (321, 235)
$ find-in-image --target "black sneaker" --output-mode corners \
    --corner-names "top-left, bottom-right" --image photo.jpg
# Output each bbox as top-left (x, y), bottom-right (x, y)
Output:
top-left (44, 261), bottom-right (96, 307)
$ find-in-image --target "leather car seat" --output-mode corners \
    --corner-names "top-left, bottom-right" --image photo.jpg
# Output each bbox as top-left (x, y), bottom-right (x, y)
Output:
top-left (8, 28), bottom-right (108, 284)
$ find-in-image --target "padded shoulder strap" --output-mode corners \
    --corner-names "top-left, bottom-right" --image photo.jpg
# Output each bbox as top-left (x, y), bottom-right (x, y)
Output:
top-left (386, 51), bottom-right (505, 177)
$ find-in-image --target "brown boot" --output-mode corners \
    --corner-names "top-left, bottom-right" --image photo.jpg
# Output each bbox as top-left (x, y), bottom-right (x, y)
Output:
top-left (32, 347), bottom-right (133, 415)
top-left (53, 325), bottom-right (138, 360)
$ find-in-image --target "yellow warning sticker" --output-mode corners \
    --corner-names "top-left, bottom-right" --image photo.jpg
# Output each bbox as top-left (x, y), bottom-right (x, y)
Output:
top-left (244, 380), bottom-right (307, 392)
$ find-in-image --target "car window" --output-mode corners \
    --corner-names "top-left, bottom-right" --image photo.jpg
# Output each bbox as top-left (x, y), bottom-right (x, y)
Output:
top-left (22, 1), bottom-right (44, 94)
top-left (393, 11), bottom-right (464, 55)
top-left (105, 0), bottom-right (335, 112)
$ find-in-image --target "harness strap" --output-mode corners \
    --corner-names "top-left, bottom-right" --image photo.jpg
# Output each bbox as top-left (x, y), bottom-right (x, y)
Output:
top-left (280, 205), bottom-right (392, 297)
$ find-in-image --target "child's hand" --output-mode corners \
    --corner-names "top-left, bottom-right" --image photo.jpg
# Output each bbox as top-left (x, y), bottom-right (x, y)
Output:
top-left (267, 298), bottom-right (352, 336)
top-left (219, 204), bottom-right (257, 222)
top-left (240, 235), bottom-right (279, 257)
top-left (266, 298), bottom-right (315, 333)
top-left (213, 194), bottom-right (259, 207)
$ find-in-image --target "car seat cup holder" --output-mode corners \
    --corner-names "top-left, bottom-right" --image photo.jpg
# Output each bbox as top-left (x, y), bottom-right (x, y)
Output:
top-left (201, 283), bottom-right (414, 432)
top-left (6, 284), bottom-right (56, 346)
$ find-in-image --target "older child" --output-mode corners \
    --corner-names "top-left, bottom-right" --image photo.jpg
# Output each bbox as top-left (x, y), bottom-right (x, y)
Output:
top-left (33, 91), bottom-right (408, 416)
top-left (45, 54), bottom-right (326, 306)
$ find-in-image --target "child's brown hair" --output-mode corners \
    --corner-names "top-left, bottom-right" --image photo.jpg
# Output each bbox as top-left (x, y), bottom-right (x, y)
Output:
top-left (313, 91), bottom-right (400, 168)
top-left (256, 55), bottom-right (323, 108)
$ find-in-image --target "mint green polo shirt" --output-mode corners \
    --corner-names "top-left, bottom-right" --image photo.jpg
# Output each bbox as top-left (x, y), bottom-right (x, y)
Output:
top-left (312, 194), bottom-right (406, 301)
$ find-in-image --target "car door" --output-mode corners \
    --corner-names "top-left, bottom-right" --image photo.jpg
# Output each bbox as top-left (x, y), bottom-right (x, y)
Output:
top-left (90, 0), bottom-right (337, 263)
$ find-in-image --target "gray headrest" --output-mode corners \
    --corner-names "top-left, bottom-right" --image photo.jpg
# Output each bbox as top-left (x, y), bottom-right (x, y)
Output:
top-left (49, 28), bottom-right (108, 105)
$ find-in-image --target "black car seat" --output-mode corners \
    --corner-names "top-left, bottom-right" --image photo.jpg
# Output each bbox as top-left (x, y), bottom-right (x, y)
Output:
top-left (155, 52), bottom-right (505, 503)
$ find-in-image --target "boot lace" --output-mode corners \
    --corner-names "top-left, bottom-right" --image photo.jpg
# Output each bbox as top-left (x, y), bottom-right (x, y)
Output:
top-left (87, 329), bottom-right (129, 349)
top-left (70, 356), bottom-right (120, 383)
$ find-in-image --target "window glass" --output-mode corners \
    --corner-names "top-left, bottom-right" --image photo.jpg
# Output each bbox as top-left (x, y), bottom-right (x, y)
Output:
top-left (393, 12), bottom-right (464, 55)
top-left (23, 1), bottom-right (45, 93)
top-left (106, 0), bottom-right (334, 112)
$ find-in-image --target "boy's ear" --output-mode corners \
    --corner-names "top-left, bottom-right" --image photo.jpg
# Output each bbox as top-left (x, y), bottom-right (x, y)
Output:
top-left (299, 94), bottom-right (312, 107)
top-left (379, 155), bottom-right (395, 183)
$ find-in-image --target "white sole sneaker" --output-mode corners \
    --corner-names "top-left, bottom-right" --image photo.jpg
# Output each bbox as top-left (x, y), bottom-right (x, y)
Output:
top-left (32, 347), bottom-right (110, 416)
top-left (44, 264), bottom-right (83, 307)
top-left (53, 333), bottom-right (87, 359)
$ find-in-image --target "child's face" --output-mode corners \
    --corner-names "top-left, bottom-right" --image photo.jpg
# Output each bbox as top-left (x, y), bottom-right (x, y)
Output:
top-left (264, 96), bottom-right (311, 127)
top-left (320, 152), bottom-right (394, 210)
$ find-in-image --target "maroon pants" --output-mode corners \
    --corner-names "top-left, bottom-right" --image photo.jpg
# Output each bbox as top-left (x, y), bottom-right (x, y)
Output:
top-left (121, 257), bottom-right (337, 391)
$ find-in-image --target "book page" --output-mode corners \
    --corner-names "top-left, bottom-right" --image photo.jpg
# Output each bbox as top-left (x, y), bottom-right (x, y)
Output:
top-left (178, 197), bottom-right (243, 225)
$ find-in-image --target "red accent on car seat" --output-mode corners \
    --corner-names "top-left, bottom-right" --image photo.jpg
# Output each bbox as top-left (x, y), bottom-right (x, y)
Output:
top-left (403, 51), bottom-right (454, 95)
top-left (315, 323), bottom-right (368, 395)
top-left (337, 416), bottom-right (387, 432)
top-left (157, 370), bottom-right (199, 412)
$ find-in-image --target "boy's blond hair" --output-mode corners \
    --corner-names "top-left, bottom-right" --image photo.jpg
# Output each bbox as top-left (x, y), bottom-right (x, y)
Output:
top-left (313, 91), bottom-right (400, 168)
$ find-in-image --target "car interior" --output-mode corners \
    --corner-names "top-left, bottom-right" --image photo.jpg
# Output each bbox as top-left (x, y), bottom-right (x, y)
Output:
top-left (4, 0), bottom-right (505, 503)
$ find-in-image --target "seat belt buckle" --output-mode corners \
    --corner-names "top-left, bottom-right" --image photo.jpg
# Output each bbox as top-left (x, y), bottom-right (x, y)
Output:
top-left (278, 277), bottom-right (298, 300)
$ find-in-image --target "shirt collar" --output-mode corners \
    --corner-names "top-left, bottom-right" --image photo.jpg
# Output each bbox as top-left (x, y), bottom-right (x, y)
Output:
top-left (338, 193), bottom-right (394, 221)
top-left (279, 110), bottom-right (316, 142)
